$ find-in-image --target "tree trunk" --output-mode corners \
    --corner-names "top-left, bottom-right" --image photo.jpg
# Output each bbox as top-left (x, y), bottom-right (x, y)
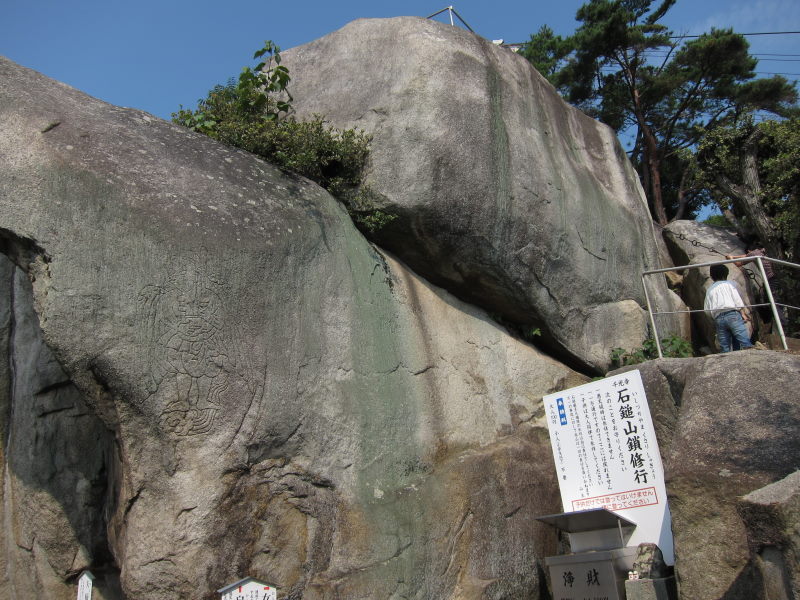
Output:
top-left (630, 86), bottom-right (667, 225)
top-left (713, 129), bottom-right (784, 259)
top-left (672, 165), bottom-right (691, 221)
top-left (642, 126), bottom-right (667, 225)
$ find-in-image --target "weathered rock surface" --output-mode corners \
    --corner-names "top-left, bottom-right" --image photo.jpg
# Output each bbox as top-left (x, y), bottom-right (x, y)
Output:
top-left (615, 353), bottom-right (800, 600)
top-left (663, 220), bottom-right (752, 350)
top-left (0, 255), bottom-right (120, 599)
top-left (738, 470), bottom-right (800, 600)
top-left (281, 17), bottom-right (678, 372)
top-left (3, 23), bottom-right (796, 600)
top-left (0, 56), bottom-right (587, 599)
top-left (651, 223), bottom-right (692, 342)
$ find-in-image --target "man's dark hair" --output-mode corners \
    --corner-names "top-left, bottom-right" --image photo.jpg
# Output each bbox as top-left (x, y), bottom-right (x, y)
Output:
top-left (710, 264), bottom-right (729, 281)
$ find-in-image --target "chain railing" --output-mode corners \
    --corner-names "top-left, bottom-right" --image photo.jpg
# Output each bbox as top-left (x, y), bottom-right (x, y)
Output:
top-left (642, 255), bottom-right (799, 357)
top-left (663, 229), bottom-right (727, 256)
top-left (663, 230), bottom-right (777, 293)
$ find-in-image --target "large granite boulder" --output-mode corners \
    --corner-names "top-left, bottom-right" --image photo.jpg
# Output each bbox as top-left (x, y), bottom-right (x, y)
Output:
top-left (616, 352), bottom-right (800, 600)
top-left (281, 17), bottom-right (679, 372)
top-left (663, 220), bottom-right (753, 350)
top-left (0, 255), bottom-right (120, 599)
top-left (738, 471), bottom-right (800, 600)
top-left (651, 223), bottom-right (692, 342)
top-left (0, 57), bottom-right (586, 599)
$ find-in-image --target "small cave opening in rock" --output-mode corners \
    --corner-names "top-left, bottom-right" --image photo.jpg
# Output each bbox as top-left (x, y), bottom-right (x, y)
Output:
top-left (1, 248), bottom-right (123, 598)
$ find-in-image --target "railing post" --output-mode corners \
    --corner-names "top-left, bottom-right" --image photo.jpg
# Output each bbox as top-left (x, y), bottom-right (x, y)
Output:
top-left (641, 273), bottom-right (663, 358)
top-left (755, 256), bottom-right (789, 350)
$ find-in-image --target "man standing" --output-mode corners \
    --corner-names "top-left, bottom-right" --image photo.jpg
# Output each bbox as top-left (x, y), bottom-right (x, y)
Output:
top-left (704, 264), bottom-right (754, 352)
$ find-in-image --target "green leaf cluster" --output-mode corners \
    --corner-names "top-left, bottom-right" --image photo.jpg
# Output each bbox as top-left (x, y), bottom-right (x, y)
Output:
top-left (702, 214), bottom-right (732, 228)
top-left (698, 117), bottom-right (800, 259)
top-left (173, 41), bottom-right (393, 234)
top-left (521, 1), bottom-right (798, 225)
top-left (519, 25), bottom-right (572, 85)
top-left (610, 334), bottom-right (693, 368)
top-left (344, 185), bottom-right (397, 234)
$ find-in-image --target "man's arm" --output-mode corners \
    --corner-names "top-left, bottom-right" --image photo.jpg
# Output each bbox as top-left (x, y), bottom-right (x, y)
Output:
top-left (730, 283), bottom-right (751, 321)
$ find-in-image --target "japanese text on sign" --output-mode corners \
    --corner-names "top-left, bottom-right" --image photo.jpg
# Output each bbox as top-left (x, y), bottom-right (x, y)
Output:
top-left (543, 370), bottom-right (673, 564)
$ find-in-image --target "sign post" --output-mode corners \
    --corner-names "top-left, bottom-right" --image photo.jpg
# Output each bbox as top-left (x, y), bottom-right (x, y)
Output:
top-left (77, 571), bottom-right (94, 600)
top-left (542, 369), bottom-right (673, 564)
top-left (218, 577), bottom-right (278, 600)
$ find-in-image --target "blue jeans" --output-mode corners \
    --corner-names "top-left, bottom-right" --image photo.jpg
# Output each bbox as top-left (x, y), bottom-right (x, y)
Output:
top-left (714, 310), bottom-right (753, 352)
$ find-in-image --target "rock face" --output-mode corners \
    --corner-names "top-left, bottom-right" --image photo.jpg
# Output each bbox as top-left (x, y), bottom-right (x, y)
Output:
top-left (738, 471), bottom-right (800, 600)
top-left (663, 220), bottom-right (752, 350)
top-left (281, 17), bottom-right (678, 372)
top-left (0, 255), bottom-right (120, 599)
top-left (2, 24), bottom-right (796, 600)
top-left (0, 56), bottom-right (587, 599)
top-left (617, 353), bottom-right (800, 600)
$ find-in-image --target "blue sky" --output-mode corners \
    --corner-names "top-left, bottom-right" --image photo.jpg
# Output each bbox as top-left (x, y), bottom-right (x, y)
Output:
top-left (5, 1), bottom-right (796, 223)
top-left (4, 0), bottom-right (798, 122)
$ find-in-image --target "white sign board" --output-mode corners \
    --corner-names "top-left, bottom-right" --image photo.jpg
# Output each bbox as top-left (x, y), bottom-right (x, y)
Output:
top-left (543, 370), bottom-right (673, 564)
top-left (76, 571), bottom-right (94, 600)
top-left (220, 580), bottom-right (277, 600)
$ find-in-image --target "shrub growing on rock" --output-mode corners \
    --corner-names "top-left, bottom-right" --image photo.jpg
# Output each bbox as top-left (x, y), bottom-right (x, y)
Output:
top-left (173, 41), bottom-right (393, 233)
top-left (610, 334), bottom-right (693, 368)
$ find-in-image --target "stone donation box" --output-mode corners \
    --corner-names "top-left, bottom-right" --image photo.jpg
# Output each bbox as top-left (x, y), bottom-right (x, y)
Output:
top-left (540, 508), bottom-right (638, 600)
top-left (217, 577), bottom-right (278, 600)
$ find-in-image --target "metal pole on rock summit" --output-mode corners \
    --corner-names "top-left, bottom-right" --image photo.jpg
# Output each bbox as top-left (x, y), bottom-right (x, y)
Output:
top-left (426, 6), bottom-right (476, 32)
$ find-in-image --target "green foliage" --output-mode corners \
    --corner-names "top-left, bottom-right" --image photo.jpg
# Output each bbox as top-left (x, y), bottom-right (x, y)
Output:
top-left (659, 333), bottom-right (694, 358)
top-left (759, 119), bottom-right (800, 256)
top-left (519, 25), bottom-right (572, 85)
top-left (173, 42), bottom-right (390, 233)
top-left (521, 1), bottom-right (798, 224)
top-left (343, 185), bottom-right (397, 234)
top-left (610, 334), bottom-right (693, 368)
top-left (698, 117), bottom-right (800, 259)
top-left (702, 214), bottom-right (732, 228)
top-left (174, 40), bottom-right (292, 132)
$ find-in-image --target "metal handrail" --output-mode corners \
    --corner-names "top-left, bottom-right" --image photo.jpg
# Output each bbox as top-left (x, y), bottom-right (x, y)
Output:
top-left (642, 256), bottom-right (799, 357)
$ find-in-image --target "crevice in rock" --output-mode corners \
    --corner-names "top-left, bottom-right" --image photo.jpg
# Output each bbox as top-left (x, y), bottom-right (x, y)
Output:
top-left (363, 216), bottom-right (595, 374)
top-left (0, 228), bottom-right (50, 273)
top-left (34, 379), bottom-right (75, 397)
top-left (3, 256), bottom-right (16, 452)
top-left (658, 364), bottom-right (686, 408)
top-left (442, 511), bottom-right (473, 577)
top-left (122, 485), bottom-right (143, 522)
top-left (0, 251), bottom-right (123, 597)
top-left (40, 121), bottom-right (61, 133)
top-left (141, 556), bottom-right (176, 568)
top-left (575, 227), bottom-right (608, 262)
top-left (36, 403), bottom-right (75, 418)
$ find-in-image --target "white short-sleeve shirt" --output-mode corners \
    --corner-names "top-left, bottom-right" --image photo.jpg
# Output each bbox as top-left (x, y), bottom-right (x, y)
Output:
top-left (704, 280), bottom-right (746, 318)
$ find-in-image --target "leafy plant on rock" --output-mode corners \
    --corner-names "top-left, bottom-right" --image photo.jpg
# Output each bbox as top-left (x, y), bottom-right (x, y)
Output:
top-left (173, 41), bottom-right (394, 233)
top-left (610, 334), bottom-right (693, 368)
top-left (702, 214), bottom-right (733, 228)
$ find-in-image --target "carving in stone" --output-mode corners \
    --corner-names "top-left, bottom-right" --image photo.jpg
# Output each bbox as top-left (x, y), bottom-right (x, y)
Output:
top-left (137, 270), bottom-right (256, 436)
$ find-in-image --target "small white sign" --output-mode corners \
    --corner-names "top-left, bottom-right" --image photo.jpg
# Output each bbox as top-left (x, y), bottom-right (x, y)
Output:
top-left (77, 571), bottom-right (94, 600)
top-left (543, 370), bottom-right (674, 563)
top-left (218, 577), bottom-right (277, 600)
